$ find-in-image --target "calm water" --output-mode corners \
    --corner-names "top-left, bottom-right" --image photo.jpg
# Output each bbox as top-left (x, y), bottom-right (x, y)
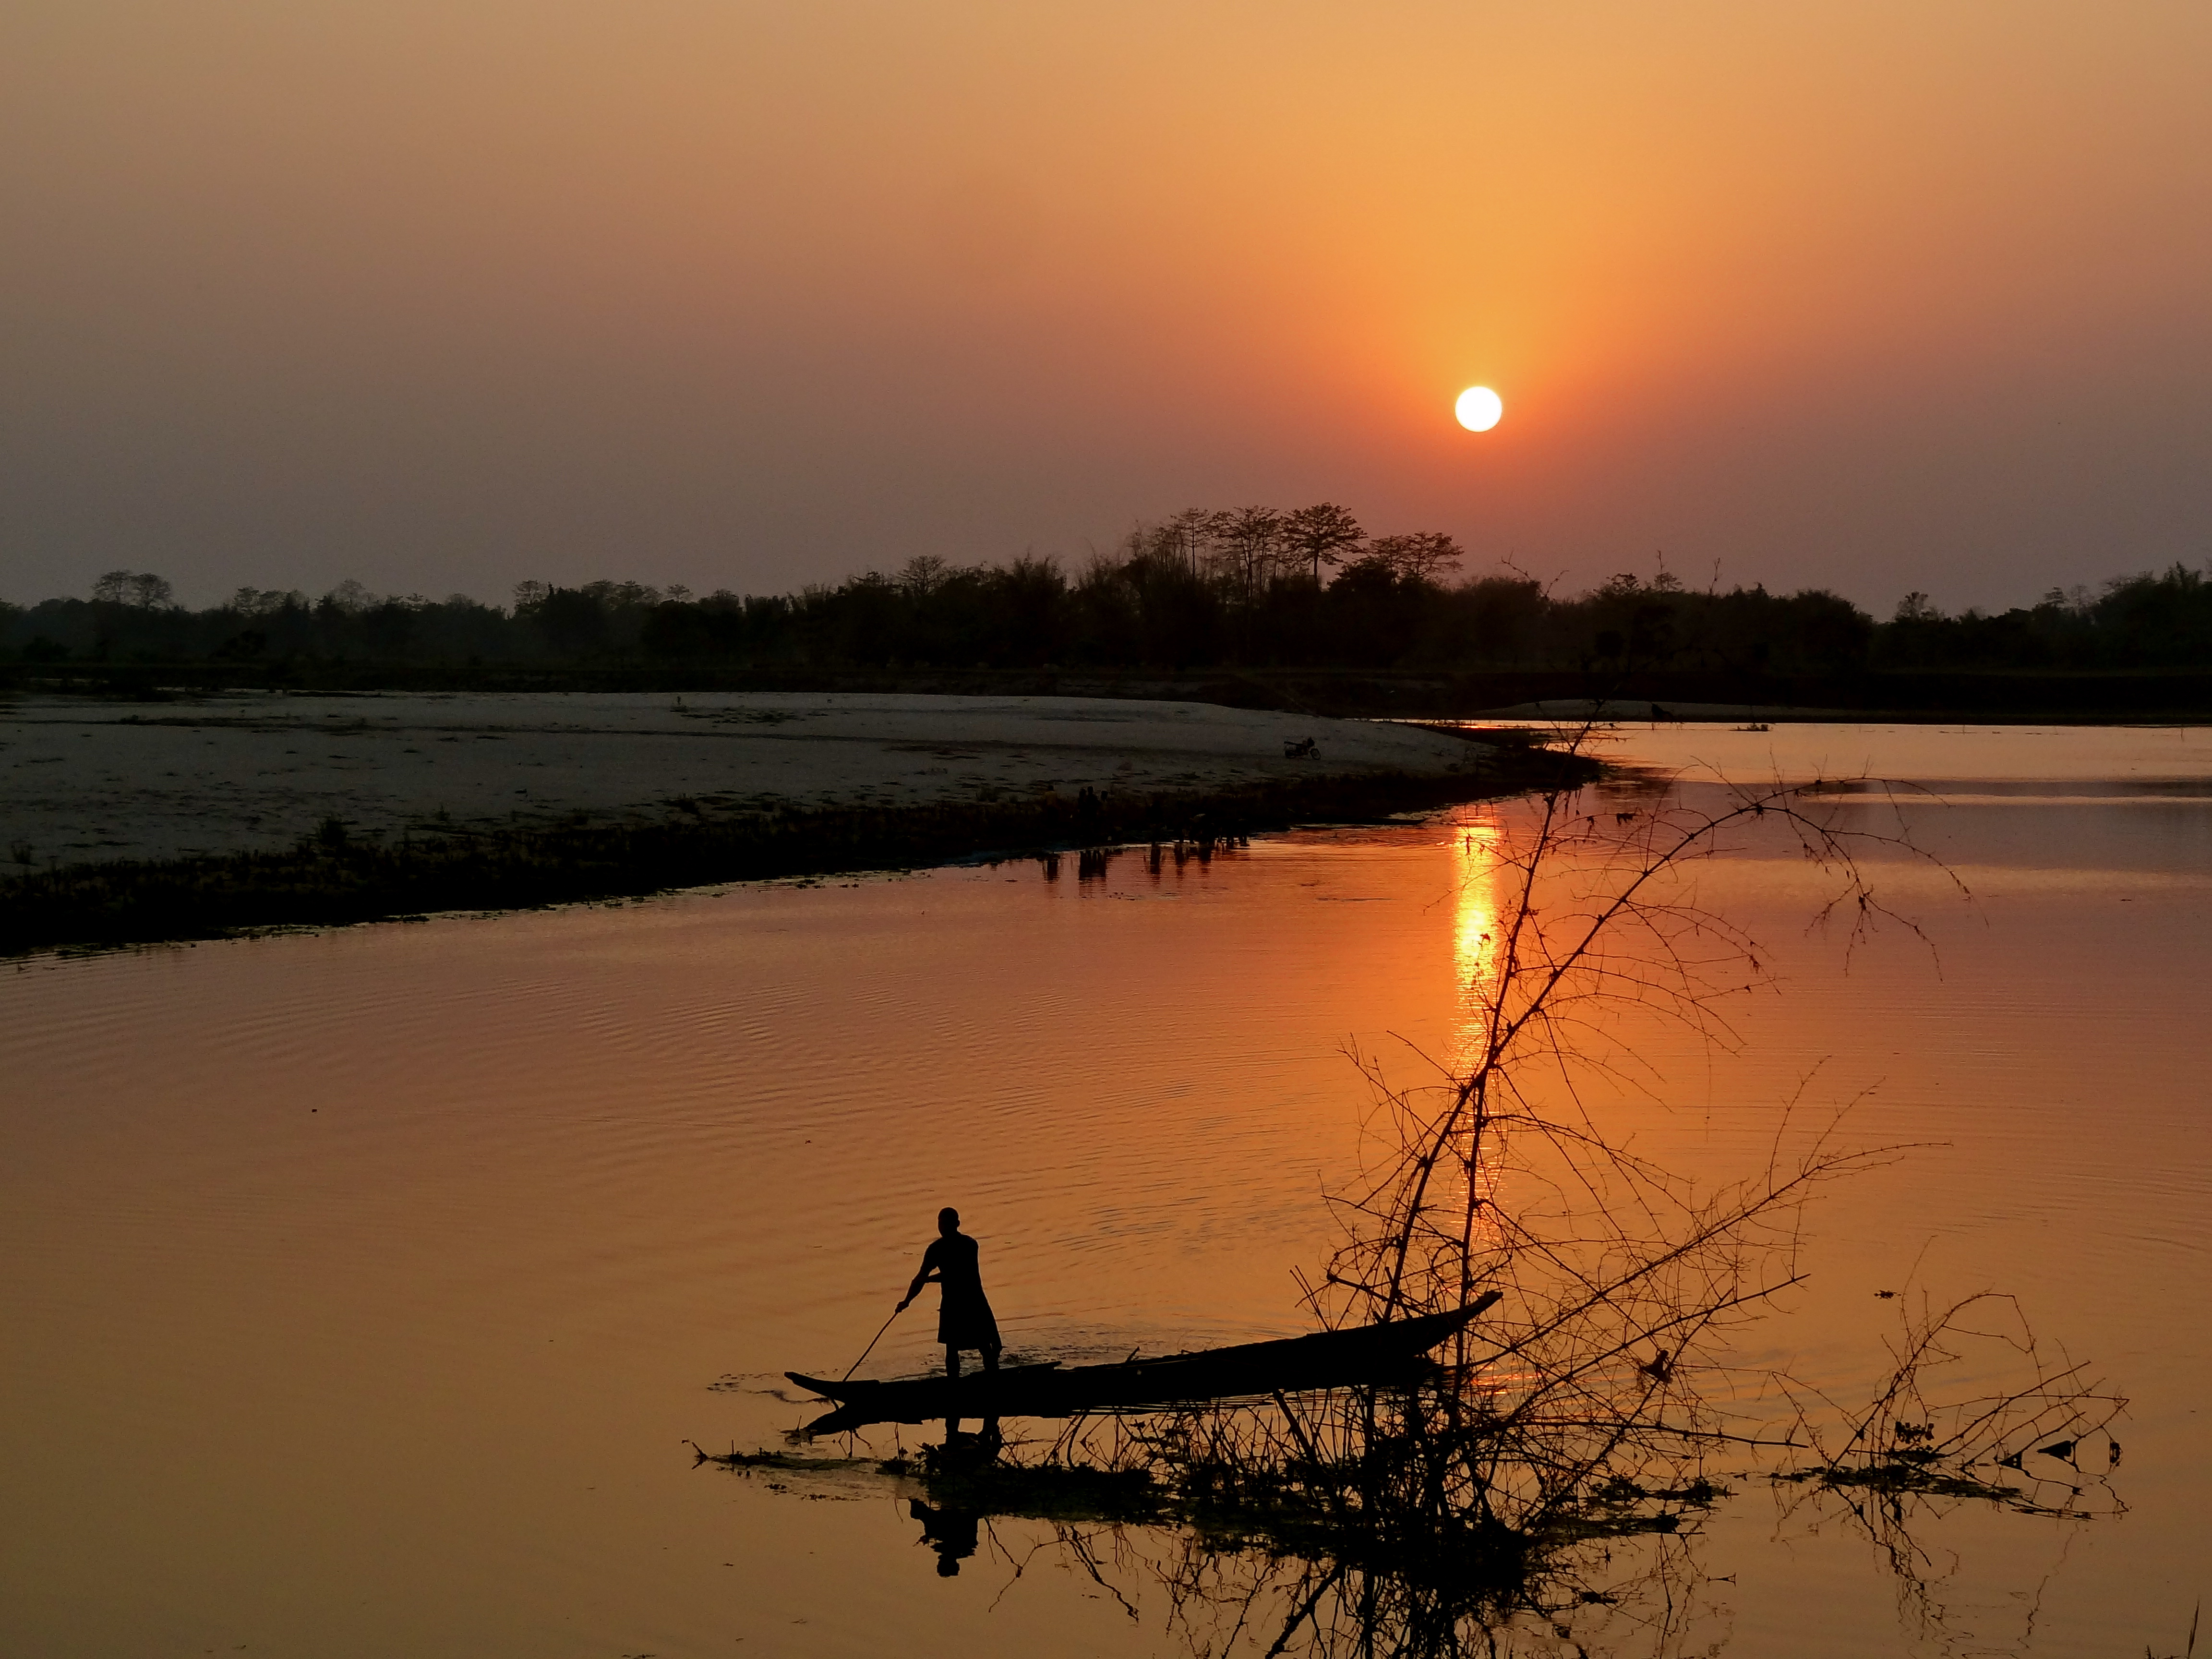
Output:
top-left (4, 724), bottom-right (2208, 1657)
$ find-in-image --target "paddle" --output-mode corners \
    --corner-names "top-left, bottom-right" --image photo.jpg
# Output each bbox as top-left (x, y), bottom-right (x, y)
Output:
top-left (840, 1300), bottom-right (908, 1384)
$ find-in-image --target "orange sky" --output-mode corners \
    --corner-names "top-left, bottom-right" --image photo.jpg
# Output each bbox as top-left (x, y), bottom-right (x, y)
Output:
top-left (4, 0), bottom-right (2208, 609)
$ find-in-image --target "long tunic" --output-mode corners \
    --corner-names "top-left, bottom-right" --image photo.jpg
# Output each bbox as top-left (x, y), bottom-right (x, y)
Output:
top-left (921, 1231), bottom-right (1000, 1350)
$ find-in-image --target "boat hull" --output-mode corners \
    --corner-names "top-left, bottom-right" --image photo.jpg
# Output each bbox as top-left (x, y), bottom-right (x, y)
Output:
top-left (786, 1294), bottom-right (1500, 1435)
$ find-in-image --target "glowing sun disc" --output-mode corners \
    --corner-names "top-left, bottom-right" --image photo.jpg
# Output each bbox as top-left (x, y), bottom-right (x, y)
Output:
top-left (1455, 386), bottom-right (1503, 432)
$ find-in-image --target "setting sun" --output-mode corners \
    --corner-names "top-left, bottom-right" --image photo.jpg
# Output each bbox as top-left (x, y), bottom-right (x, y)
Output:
top-left (1455, 386), bottom-right (1503, 432)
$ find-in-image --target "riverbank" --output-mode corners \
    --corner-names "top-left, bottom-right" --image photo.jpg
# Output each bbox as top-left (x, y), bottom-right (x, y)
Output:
top-left (0, 691), bottom-right (1589, 953)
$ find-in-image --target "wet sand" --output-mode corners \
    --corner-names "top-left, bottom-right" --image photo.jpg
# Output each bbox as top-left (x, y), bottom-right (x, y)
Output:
top-left (0, 690), bottom-right (1492, 869)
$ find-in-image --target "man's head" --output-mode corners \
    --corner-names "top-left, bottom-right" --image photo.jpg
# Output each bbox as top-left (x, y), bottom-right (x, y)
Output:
top-left (938, 1206), bottom-right (960, 1236)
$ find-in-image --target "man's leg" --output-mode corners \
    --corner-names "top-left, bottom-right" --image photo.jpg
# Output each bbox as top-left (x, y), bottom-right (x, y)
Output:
top-left (945, 1344), bottom-right (962, 1381)
top-left (979, 1343), bottom-right (1002, 1446)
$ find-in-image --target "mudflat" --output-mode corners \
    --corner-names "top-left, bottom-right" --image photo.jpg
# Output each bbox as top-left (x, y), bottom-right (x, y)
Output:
top-left (0, 690), bottom-right (1491, 869)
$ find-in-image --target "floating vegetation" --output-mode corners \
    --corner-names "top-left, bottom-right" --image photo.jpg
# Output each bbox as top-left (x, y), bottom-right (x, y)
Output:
top-left (1775, 1288), bottom-right (2122, 1517)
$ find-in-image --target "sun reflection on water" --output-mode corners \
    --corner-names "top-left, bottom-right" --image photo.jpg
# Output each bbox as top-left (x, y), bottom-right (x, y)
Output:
top-left (1450, 815), bottom-right (1507, 1078)
top-left (1434, 812), bottom-right (1515, 1246)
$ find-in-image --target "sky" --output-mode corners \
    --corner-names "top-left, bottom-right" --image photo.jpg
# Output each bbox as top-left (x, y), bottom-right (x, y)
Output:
top-left (3, 0), bottom-right (2209, 614)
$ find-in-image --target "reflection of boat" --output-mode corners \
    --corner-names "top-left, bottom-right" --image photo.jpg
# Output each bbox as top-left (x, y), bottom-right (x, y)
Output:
top-left (787, 1294), bottom-right (1501, 1435)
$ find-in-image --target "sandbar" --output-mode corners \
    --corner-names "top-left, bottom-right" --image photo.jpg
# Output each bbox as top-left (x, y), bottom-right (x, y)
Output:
top-left (1, 690), bottom-right (1496, 869)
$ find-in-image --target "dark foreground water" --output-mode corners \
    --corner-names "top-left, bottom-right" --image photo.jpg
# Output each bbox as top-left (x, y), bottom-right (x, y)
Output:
top-left (4, 724), bottom-right (2208, 1657)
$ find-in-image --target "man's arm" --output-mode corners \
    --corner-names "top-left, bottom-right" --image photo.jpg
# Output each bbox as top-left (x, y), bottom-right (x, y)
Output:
top-left (899, 1240), bottom-right (944, 1310)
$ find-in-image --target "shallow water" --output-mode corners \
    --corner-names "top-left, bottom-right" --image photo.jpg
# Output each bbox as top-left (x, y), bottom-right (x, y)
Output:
top-left (3, 723), bottom-right (2207, 1657)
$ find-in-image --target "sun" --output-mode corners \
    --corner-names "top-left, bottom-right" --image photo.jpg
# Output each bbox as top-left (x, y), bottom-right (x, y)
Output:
top-left (1455, 386), bottom-right (1503, 432)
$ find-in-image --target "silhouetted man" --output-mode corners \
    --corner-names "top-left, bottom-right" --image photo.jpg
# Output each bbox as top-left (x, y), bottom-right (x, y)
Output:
top-left (900, 1207), bottom-right (1001, 1382)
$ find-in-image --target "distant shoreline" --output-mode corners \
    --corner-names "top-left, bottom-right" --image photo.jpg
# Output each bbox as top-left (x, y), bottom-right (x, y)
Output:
top-left (12, 659), bottom-right (2212, 723)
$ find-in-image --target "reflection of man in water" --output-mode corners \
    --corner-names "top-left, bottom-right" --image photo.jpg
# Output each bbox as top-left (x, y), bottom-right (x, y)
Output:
top-left (908, 1498), bottom-right (979, 1577)
top-left (900, 1207), bottom-right (1001, 1380)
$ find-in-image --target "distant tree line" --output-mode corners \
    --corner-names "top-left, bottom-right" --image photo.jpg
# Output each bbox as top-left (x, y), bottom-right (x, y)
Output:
top-left (1878, 569), bottom-right (2212, 670)
top-left (5, 508), bottom-right (2211, 675)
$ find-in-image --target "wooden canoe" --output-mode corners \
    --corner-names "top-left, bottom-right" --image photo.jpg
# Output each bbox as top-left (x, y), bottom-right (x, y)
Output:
top-left (787, 1292), bottom-right (1500, 1435)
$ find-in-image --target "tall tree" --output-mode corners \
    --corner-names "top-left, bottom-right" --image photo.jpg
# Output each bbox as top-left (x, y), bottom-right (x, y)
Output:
top-left (1367, 531), bottom-right (1464, 584)
top-left (1283, 502), bottom-right (1364, 582)
top-left (1211, 506), bottom-right (1285, 600)
top-left (128, 573), bottom-right (175, 609)
top-left (92, 570), bottom-right (175, 608)
top-left (1161, 507), bottom-right (1219, 572)
top-left (896, 555), bottom-right (950, 599)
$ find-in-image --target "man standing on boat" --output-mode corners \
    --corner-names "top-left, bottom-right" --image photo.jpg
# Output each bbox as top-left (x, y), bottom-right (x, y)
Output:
top-left (900, 1207), bottom-right (1001, 1381)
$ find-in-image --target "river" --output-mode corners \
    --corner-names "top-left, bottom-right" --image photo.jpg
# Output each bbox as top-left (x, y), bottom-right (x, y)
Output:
top-left (4, 722), bottom-right (2207, 1657)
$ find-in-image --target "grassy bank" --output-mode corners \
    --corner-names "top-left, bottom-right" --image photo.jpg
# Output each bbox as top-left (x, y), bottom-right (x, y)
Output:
top-left (0, 745), bottom-right (1593, 957)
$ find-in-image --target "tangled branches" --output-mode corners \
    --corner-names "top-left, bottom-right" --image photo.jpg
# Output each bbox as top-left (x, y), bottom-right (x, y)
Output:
top-left (1112, 765), bottom-right (2113, 1653)
top-left (1288, 774), bottom-right (1950, 1533)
